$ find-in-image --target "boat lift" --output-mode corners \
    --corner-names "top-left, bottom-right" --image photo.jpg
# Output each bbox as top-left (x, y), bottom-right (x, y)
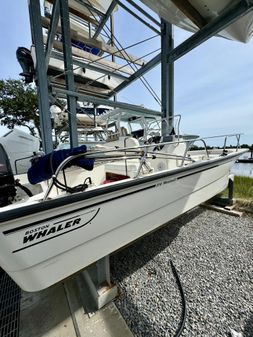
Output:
top-left (27, 0), bottom-right (253, 311)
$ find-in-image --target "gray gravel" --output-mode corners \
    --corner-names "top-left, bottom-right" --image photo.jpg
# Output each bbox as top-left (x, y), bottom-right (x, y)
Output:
top-left (110, 207), bottom-right (253, 337)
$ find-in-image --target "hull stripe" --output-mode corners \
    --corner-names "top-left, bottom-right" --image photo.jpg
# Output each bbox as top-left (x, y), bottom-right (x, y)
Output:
top-left (3, 162), bottom-right (220, 236)
top-left (3, 185), bottom-right (155, 235)
top-left (12, 208), bottom-right (101, 253)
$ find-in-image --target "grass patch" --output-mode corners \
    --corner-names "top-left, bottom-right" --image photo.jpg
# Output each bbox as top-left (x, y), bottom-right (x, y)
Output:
top-left (221, 176), bottom-right (253, 200)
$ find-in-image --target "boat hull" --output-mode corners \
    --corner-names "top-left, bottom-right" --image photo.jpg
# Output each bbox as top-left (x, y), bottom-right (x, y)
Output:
top-left (140, 0), bottom-right (253, 43)
top-left (0, 155), bottom-right (236, 291)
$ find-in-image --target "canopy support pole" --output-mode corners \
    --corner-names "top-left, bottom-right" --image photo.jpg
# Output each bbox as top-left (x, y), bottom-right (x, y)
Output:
top-left (161, 20), bottom-right (174, 138)
top-left (28, 0), bottom-right (53, 154)
top-left (59, 0), bottom-right (78, 148)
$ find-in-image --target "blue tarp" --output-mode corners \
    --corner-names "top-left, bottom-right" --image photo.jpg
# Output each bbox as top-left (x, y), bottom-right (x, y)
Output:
top-left (28, 145), bottom-right (94, 185)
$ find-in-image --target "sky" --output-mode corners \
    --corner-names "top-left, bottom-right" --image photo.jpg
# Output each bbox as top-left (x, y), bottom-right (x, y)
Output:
top-left (0, 1), bottom-right (253, 146)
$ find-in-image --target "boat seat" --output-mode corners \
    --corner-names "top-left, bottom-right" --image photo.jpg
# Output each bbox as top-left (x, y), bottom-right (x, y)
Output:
top-left (120, 127), bottom-right (129, 136)
top-left (106, 133), bottom-right (119, 142)
top-left (105, 161), bottom-right (140, 178)
top-left (122, 137), bottom-right (140, 148)
top-left (131, 129), bottom-right (144, 139)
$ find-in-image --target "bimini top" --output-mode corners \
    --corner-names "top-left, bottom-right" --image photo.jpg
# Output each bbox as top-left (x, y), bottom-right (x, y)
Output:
top-left (140, 0), bottom-right (253, 43)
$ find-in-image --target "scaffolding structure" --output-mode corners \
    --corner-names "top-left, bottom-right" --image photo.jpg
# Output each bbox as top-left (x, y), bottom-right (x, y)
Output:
top-left (28, 0), bottom-right (253, 154)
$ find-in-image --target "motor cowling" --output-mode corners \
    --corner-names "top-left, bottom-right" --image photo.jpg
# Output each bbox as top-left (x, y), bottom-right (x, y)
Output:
top-left (0, 144), bottom-right (16, 207)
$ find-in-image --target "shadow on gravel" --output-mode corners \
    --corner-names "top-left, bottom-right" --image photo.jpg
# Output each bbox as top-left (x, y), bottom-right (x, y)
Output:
top-left (244, 313), bottom-right (253, 337)
top-left (111, 206), bottom-right (204, 282)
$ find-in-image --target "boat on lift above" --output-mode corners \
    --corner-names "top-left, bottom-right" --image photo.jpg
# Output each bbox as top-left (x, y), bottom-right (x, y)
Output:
top-left (140, 0), bottom-right (253, 43)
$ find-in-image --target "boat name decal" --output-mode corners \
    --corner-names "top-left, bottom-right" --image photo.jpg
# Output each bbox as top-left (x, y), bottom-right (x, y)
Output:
top-left (15, 208), bottom-right (100, 251)
top-left (23, 217), bottom-right (81, 243)
top-left (156, 178), bottom-right (176, 187)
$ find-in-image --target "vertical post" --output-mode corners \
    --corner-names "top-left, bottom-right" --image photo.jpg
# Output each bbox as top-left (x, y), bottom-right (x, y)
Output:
top-left (81, 256), bottom-right (118, 310)
top-left (96, 256), bottom-right (111, 286)
top-left (161, 19), bottom-right (174, 138)
top-left (110, 13), bottom-right (117, 102)
top-left (28, 0), bottom-right (53, 154)
top-left (228, 176), bottom-right (234, 205)
top-left (94, 105), bottom-right (97, 130)
top-left (45, 0), bottom-right (60, 70)
top-left (59, 0), bottom-right (78, 148)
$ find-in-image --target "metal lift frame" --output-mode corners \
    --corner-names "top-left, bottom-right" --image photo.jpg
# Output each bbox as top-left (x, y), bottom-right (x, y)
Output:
top-left (28, 0), bottom-right (253, 309)
top-left (29, 0), bottom-right (253, 153)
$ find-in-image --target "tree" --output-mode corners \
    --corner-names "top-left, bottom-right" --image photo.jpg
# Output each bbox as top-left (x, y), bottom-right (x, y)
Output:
top-left (241, 143), bottom-right (251, 148)
top-left (0, 79), bottom-right (40, 136)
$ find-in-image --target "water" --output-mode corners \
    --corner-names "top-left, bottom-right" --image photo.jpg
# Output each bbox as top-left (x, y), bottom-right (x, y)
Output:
top-left (231, 152), bottom-right (253, 178)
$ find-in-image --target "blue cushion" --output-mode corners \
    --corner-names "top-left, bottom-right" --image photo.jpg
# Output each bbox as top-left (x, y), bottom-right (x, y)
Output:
top-left (28, 145), bottom-right (94, 184)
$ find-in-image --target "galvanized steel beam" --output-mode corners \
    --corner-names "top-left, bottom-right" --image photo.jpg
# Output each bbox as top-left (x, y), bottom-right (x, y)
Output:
top-left (125, 0), bottom-right (161, 27)
top-left (161, 20), bottom-right (174, 137)
top-left (54, 88), bottom-right (162, 116)
top-left (93, 0), bottom-right (118, 39)
top-left (45, 0), bottom-right (60, 70)
top-left (59, 0), bottom-right (78, 148)
top-left (116, 0), bottom-right (160, 35)
top-left (110, 13), bottom-right (117, 102)
top-left (28, 0), bottom-right (53, 154)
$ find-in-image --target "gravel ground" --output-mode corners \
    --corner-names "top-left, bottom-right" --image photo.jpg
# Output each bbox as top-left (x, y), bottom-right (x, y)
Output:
top-left (110, 207), bottom-right (253, 337)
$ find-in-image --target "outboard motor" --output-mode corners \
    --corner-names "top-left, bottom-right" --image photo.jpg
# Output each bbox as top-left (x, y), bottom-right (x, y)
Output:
top-left (16, 47), bottom-right (35, 84)
top-left (0, 144), bottom-right (16, 207)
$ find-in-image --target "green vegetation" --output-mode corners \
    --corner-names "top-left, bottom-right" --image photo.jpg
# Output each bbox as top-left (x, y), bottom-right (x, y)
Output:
top-left (0, 79), bottom-right (39, 136)
top-left (222, 176), bottom-right (253, 200)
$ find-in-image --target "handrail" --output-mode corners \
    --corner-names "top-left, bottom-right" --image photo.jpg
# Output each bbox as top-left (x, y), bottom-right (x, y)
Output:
top-left (223, 136), bottom-right (228, 155)
top-left (134, 146), bottom-right (152, 178)
top-left (14, 154), bottom-right (39, 175)
top-left (42, 132), bottom-right (242, 201)
top-left (162, 114), bottom-right (181, 140)
top-left (181, 139), bottom-right (209, 167)
top-left (123, 137), bottom-right (128, 176)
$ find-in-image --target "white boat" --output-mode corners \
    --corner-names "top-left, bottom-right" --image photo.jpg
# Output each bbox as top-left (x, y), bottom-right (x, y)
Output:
top-left (17, 44), bottom-right (124, 95)
top-left (55, 108), bottom-right (162, 150)
top-left (42, 1), bottom-right (121, 91)
top-left (0, 126), bottom-right (245, 291)
top-left (0, 129), bottom-right (40, 175)
top-left (52, 104), bottom-right (112, 128)
top-left (2, 0), bottom-right (251, 292)
top-left (140, 0), bottom-right (253, 43)
top-left (18, 2), bottom-right (122, 93)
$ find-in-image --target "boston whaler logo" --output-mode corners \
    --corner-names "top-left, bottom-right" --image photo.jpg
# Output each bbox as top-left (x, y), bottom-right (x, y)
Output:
top-left (23, 216), bottom-right (82, 243)
top-left (17, 208), bottom-right (100, 250)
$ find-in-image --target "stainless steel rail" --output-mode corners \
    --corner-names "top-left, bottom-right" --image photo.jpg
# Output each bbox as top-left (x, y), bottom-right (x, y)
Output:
top-left (43, 133), bottom-right (242, 201)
